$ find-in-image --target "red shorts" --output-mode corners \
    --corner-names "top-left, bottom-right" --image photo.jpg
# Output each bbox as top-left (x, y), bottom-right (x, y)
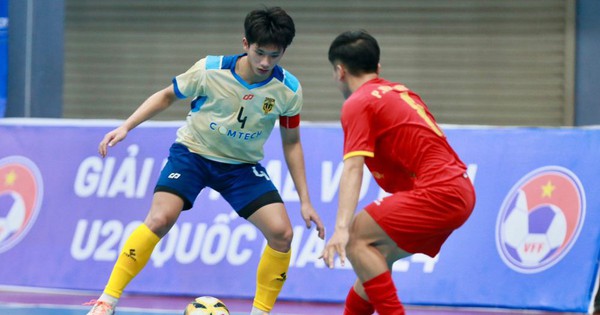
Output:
top-left (365, 174), bottom-right (475, 257)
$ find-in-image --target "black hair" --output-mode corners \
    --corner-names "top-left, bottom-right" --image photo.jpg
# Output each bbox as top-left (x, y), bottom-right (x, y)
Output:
top-left (244, 7), bottom-right (295, 50)
top-left (328, 30), bottom-right (380, 75)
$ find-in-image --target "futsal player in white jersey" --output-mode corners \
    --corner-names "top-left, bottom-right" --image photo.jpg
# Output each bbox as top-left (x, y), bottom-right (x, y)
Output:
top-left (86, 7), bottom-right (325, 315)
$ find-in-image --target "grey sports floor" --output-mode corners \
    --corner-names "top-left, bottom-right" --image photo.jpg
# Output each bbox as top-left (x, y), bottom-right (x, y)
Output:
top-left (0, 286), bottom-right (581, 315)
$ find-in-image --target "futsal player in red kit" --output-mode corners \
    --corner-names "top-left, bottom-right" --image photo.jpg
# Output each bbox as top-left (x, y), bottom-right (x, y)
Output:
top-left (321, 30), bottom-right (476, 315)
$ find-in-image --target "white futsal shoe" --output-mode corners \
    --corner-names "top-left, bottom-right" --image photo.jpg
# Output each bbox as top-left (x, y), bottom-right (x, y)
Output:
top-left (84, 300), bottom-right (115, 315)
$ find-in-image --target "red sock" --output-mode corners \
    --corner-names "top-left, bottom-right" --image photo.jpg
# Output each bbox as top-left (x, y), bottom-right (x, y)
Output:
top-left (344, 287), bottom-right (374, 315)
top-left (362, 271), bottom-right (405, 315)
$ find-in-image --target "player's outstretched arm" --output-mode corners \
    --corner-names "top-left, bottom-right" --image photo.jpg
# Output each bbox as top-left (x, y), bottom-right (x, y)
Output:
top-left (98, 85), bottom-right (178, 158)
top-left (280, 126), bottom-right (325, 239)
top-left (321, 155), bottom-right (364, 268)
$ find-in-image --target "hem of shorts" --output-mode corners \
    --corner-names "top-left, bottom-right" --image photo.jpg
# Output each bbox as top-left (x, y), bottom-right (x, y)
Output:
top-left (238, 190), bottom-right (283, 219)
top-left (154, 185), bottom-right (192, 210)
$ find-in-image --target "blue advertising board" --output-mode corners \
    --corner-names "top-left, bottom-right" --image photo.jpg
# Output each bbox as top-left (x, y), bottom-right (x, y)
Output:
top-left (0, 119), bottom-right (598, 313)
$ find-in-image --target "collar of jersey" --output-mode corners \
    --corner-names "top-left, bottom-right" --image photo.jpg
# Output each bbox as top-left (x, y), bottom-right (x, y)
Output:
top-left (228, 53), bottom-right (284, 90)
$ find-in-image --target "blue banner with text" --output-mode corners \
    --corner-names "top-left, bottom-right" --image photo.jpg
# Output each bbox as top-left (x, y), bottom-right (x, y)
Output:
top-left (0, 119), bottom-right (598, 313)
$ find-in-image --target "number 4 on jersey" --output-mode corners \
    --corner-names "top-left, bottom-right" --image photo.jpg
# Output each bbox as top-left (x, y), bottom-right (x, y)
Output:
top-left (237, 106), bottom-right (248, 129)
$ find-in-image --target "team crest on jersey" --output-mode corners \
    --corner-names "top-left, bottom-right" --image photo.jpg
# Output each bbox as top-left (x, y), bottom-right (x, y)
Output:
top-left (495, 166), bottom-right (585, 273)
top-left (262, 97), bottom-right (275, 114)
top-left (0, 156), bottom-right (43, 253)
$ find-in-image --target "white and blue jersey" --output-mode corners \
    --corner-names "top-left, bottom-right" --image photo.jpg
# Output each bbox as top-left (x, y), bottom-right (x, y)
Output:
top-left (155, 54), bottom-right (301, 214)
top-left (172, 54), bottom-right (302, 164)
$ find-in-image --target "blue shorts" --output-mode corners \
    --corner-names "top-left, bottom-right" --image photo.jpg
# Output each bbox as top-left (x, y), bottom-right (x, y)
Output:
top-left (155, 143), bottom-right (282, 219)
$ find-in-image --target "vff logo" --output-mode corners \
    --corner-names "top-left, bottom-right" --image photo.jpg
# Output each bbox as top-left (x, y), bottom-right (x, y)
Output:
top-left (0, 156), bottom-right (43, 253)
top-left (495, 166), bottom-right (585, 273)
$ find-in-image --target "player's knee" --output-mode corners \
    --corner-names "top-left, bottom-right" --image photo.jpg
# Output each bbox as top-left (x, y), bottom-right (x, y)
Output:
top-left (143, 209), bottom-right (178, 237)
top-left (346, 233), bottom-right (367, 262)
top-left (143, 216), bottom-right (169, 237)
top-left (144, 196), bottom-right (182, 237)
top-left (265, 225), bottom-right (293, 252)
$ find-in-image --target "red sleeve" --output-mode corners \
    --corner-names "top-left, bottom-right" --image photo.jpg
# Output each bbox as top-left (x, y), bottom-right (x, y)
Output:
top-left (341, 96), bottom-right (375, 160)
top-left (279, 114), bottom-right (300, 128)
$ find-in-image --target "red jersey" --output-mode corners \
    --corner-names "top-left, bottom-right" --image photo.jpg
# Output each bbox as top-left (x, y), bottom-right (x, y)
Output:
top-left (341, 78), bottom-right (467, 193)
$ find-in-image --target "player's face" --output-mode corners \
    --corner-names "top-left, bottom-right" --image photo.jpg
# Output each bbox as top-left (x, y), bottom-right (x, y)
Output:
top-left (243, 39), bottom-right (284, 81)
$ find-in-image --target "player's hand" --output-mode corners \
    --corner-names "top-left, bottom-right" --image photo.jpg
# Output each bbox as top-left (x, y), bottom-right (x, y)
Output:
top-left (98, 126), bottom-right (128, 158)
top-left (320, 228), bottom-right (350, 269)
top-left (300, 203), bottom-right (325, 240)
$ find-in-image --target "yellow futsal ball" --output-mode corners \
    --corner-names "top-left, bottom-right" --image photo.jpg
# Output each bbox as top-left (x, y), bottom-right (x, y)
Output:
top-left (184, 296), bottom-right (230, 315)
